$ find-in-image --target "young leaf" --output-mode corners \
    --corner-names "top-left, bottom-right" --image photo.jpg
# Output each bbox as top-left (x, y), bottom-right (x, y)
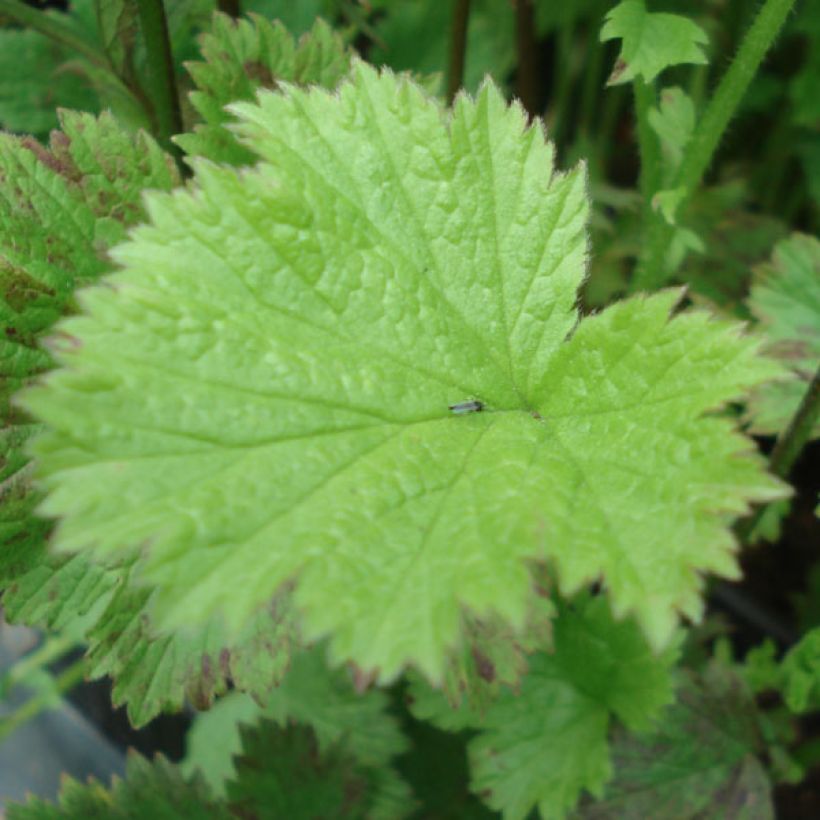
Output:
top-left (745, 233), bottom-right (820, 439)
top-left (5, 752), bottom-right (230, 819)
top-left (578, 662), bottom-right (775, 818)
top-left (601, 0), bottom-right (709, 86)
top-left (22, 64), bottom-right (786, 688)
top-left (409, 596), bottom-right (678, 820)
top-left (647, 86), bottom-right (696, 180)
top-left (178, 13), bottom-right (352, 164)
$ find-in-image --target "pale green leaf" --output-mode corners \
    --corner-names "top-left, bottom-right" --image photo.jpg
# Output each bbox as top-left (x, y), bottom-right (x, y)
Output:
top-left (601, 0), bottom-right (709, 85)
top-left (745, 233), bottom-right (820, 438)
top-left (23, 64), bottom-right (786, 688)
top-left (178, 12), bottom-right (352, 164)
top-left (410, 596), bottom-right (678, 820)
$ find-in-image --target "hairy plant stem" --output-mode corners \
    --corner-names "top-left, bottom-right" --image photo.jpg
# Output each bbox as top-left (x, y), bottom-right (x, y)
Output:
top-left (633, 80), bottom-right (660, 201)
top-left (137, 0), bottom-right (184, 163)
top-left (0, 633), bottom-right (81, 695)
top-left (0, 0), bottom-right (109, 68)
top-left (738, 363), bottom-right (820, 545)
top-left (446, 0), bottom-right (471, 104)
top-left (631, 0), bottom-right (797, 292)
top-left (0, 657), bottom-right (87, 742)
top-left (515, 0), bottom-right (537, 117)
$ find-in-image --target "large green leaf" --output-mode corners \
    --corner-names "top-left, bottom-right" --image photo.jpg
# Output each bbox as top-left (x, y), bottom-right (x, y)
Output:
top-left (23, 64), bottom-right (785, 689)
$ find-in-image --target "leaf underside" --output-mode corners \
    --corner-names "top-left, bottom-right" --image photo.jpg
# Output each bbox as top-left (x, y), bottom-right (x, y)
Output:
top-left (23, 63), bottom-right (785, 688)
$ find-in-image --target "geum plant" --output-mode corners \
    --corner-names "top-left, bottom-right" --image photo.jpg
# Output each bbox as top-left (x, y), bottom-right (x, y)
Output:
top-left (1, 2), bottom-right (818, 818)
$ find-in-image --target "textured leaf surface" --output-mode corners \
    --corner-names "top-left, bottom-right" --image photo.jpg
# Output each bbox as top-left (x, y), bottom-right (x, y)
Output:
top-left (745, 233), bottom-right (820, 438)
top-left (5, 752), bottom-right (230, 819)
top-left (178, 13), bottom-right (352, 164)
top-left (410, 596), bottom-right (677, 820)
top-left (24, 64), bottom-right (785, 687)
top-left (601, 0), bottom-right (709, 85)
top-left (578, 662), bottom-right (774, 819)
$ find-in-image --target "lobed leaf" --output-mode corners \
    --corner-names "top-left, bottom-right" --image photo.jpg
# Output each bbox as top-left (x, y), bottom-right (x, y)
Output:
top-left (601, 0), bottom-right (709, 86)
top-left (23, 64), bottom-right (786, 689)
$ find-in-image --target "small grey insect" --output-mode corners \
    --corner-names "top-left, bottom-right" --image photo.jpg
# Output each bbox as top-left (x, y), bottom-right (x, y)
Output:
top-left (448, 400), bottom-right (484, 414)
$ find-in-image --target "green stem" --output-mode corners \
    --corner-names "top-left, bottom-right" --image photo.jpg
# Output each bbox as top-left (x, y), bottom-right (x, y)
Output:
top-left (738, 363), bottom-right (820, 545)
top-left (0, 657), bottom-right (87, 742)
top-left (515, 0), bottom-right (538, 117)
top-left (446, 0), bottom-right (471, 104)
top-left (633, 80), bottom-right (660, 200)
top-left (0, 634), bottom-right (80, 695)
top-left (0, 0), bottom-right (109, 68)
top-left (768, 363), bottom-right (820, 480)
top-left (631, 0), bottom-right (797, 292)
top-left (137, 0), bottom-right (183, 159)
